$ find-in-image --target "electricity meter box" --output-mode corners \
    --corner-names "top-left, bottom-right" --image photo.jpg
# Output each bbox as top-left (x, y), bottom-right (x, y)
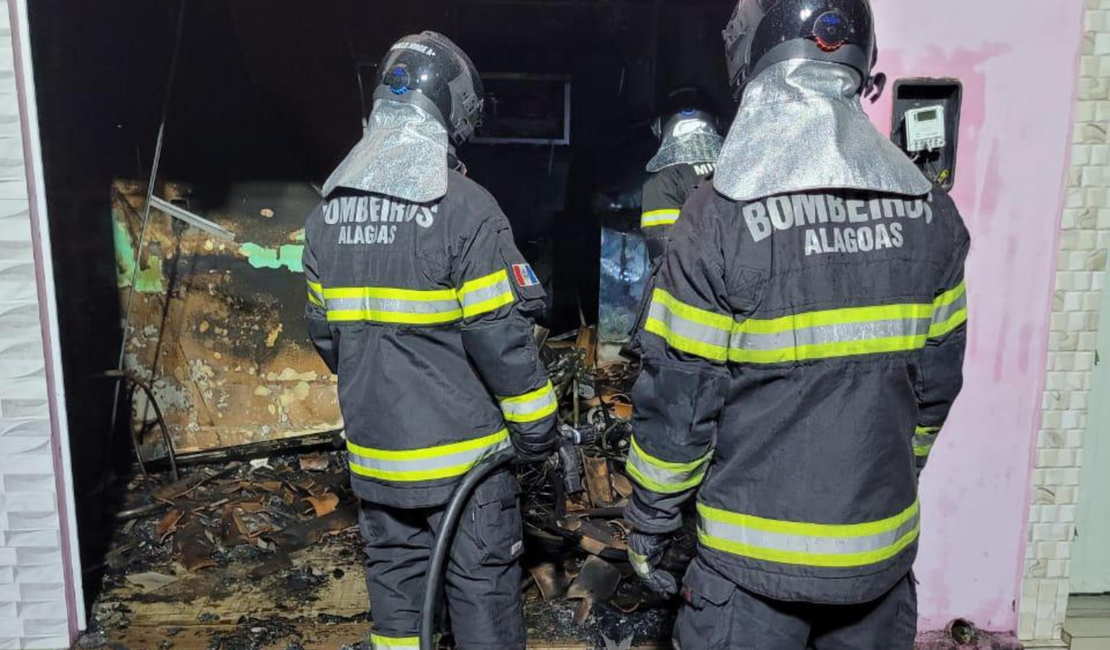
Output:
top-left (890, 78), bottom-right (962, 190)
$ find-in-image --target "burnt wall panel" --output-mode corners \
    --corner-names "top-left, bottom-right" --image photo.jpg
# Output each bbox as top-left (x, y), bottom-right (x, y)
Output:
top-left (113, 180), bottom-right (340, 453)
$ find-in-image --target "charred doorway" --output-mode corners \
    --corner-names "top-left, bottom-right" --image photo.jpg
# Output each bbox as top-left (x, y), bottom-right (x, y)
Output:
top-left (30, 0), bottom-right (735, 646)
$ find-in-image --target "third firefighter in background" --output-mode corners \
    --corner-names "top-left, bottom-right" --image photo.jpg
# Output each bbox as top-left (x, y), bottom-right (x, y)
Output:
top-left (640, 87), bottom-right (723, 264)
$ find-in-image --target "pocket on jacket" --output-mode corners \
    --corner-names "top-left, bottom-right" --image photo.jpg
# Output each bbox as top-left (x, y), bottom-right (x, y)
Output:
top-left (336, 323), bottom-right (369, 369)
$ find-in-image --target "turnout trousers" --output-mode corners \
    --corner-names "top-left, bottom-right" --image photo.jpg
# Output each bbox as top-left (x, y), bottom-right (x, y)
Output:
top-left (674, 558), bottom-right (918, 650)
top-left (358, 470), bottom-right (525, 650)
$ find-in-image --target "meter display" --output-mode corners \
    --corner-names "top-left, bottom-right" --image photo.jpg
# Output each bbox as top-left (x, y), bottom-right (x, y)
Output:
top-left (904, 105), bottom-right (946, 153)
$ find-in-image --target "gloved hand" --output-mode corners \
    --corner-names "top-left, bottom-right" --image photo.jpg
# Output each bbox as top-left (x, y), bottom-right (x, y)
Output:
top-left (511, 423), bottom-right (556, 463)
top-left (628, 531), bottom-right (678, 597)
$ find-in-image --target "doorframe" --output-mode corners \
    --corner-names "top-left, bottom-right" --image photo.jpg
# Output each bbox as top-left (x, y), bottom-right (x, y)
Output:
top-left (8, 0), bottom-right (86, 636)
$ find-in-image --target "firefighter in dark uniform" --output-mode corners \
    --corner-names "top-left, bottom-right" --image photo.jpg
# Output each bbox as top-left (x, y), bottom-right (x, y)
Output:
top-left (625, 2), bottom-right (970, 648)
top-left (303, 32), bottom-right (555, 650)
top-left (641, 87), bottom-right (723, 263)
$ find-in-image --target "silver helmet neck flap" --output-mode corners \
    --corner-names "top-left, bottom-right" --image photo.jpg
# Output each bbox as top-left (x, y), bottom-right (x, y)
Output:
top-left (646, 110), bottom-right (724, 173)
top-left (323, 32), bottom-right (484, 204)
top-left (713, 0), bottom-right (930, 202)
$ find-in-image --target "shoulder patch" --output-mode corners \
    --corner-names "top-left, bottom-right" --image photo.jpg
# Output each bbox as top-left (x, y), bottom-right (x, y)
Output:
top-left (511, 263), bottom-right (540, 288)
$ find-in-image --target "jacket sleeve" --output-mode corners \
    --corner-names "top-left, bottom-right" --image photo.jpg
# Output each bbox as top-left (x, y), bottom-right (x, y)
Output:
top-left (641, 169), bottom-right (687, 228)
top-left (915, 216), bottom-right (971, 473)
top-left (455, 213), bottom-right (557, 457)
top-left (641, 169), bottom-right (688, 261)
top-left (303, 216), bottom-right (337, 374)
top-left (625, 205), bottom-right (731, 534)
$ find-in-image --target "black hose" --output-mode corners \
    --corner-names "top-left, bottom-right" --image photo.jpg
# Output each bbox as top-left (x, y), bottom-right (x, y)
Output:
top-left (420, 450), bottom-right (517, 650)
top-left (103, 369), bottom-right (180, 481)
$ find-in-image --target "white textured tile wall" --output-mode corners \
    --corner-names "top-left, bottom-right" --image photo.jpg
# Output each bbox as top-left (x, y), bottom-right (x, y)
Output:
top-left (0, 0), bottom-right (72, 648)
top-left (1019, 0), bottom-right (1110, 645)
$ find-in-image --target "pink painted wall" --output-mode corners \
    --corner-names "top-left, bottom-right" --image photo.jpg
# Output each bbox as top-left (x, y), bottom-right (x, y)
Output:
top-left (861, 2), bottom-right (1085, 633)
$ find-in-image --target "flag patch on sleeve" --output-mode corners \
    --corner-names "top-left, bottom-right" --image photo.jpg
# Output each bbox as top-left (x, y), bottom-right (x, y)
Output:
top-left (512, 263), bottom-right (540, 288)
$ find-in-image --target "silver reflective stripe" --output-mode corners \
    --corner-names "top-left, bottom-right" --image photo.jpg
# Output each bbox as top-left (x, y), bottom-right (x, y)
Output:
top-left (500, 382), bottom-right (557, 423)
top-left (348, 437), bottom-right (511, 477)
top-left (307, 281), bottom-right (325, 307)
top-left (626, 437), bottom-right (711, 494)
top-left (647, 301), bottom-right (731, 350)
top-left (699, 508), bottom-right (920, 557)
top-left (731, 318), bottom-right (931, 352)
top-left (930, 292), bottom-right (967, 330)
top-left (460, 280), bottom-right (512, 308)
top-left (628, 549), bottom-right (652, 578)
top-left (913, 433), bottom-right (937, 455)
top-left (326, 296), bottom-right (460, 315)
top-left (914, 426), bottom-right (940, 457)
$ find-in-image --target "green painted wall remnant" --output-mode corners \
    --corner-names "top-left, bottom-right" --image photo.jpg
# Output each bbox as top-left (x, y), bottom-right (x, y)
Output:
top-left (112, 210), bottom-right (165, 293)
top-left (134, 256), bottom-right (165, 293)
top-left (112, 212), bottom-right (136, 285)
top-left (239, 242), bottom-right (305, 274)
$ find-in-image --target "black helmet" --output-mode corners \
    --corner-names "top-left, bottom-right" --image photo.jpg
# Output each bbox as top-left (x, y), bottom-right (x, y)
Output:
top-left (652, 86), bottom-right (719, 139)
top-left (373, 31), bottom-right (484, 145)
top-left (723, 0), bottom-right (876, 100)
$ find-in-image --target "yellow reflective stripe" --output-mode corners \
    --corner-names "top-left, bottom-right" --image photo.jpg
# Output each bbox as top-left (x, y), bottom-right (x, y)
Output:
top-left (642, 209), bottom-right (680, 228)
top-left (322, 284), bottom-right (463, 324)
top-left (626, 436), bottom-right (711, 494)
top-left (348, 430), bottom-right (511, 482)
top-left (629, 435), bottom-right (707, 473)
top-left (370, 633), bottom-right (420, 650)
top-left (627, 463), bottom-right (707, 494)
top-left (460, 269), bottom-right (509, 295)
top-left (698, 523), bottom-right (920, 568)
top-left (652, 289), bottom-right (734, 331)
top-left (928, 307), bottom-right (967, 339)
top-left (499, 380), bottom-right (557, 423)
top-left (735, 304), bottom-right (934, 335)
top-left (914, 425), bottom-right (941, 457)
top-left (307, 280), bottom-right (325, 307)
top-left (323, 286), bottom-right (459, 302)
top-left (697, 500), bottom-right (921, 568)
top-left (459, 269), bottom-right (515, 318)
top-left (929, 281), bottom-right (967, 338)
top-left (462, 291), bottom-right (515, 319)
top-left (644, 288), bottom-right (733, 362)
top-left (327, 309), bottom-right (462, 325)
top-left (934, 281), bottom-right (966, 308)
top-left (729, 335), bottom-right (927, 364)
top-left (698, 500), bottom-right (920, 539)
top-left (645, 318), bottom-right (728, 362)
top-left (348, 429), bottom-right (508, 462)
top-left (349, 461), bottom-right (478, 482)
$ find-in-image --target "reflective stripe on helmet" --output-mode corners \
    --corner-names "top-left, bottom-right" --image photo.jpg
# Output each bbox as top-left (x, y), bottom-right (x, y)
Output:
top-left (697, 499), bottom-right (920, 568)
top-left (348, 429), bottom-right (511, 483)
